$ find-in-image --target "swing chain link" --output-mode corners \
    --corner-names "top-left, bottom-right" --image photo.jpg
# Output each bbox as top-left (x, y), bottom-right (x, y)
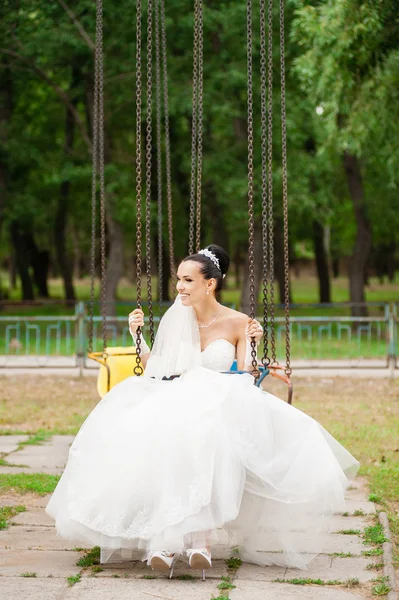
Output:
top-left (267, 0), bottom-right (276, 364)
top-left (134, 0), bottom-right (144, 376)
top-left (97, 0), bottom-right (107, 353)
top-left (280, 0), bottom-right (291, 376)
top-left (154, 0), bottom-right (164, 308)
top-left (88, 0), bottom-right (103, 355)
top-left (195, 0), bottom-right (204, 252)
top-left (259, 0), bottom-right (270, 368)
top-left (145, 0), bottom-right (155, 348)
top-left (188, 0), bottom-right (199, 256)
top-left (159, 0), bottom-right (176, 281)
top-left (246, 0), bottom-right (258, 377)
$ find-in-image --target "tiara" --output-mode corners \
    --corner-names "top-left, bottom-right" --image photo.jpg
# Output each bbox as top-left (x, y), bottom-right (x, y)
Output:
top-left (198, 248), bottom-right (222, 272)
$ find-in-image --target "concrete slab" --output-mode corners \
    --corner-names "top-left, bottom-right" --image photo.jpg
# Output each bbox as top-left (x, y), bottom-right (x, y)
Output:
top-left (62, 577), bottom-right (219, 600)
top-left (0, 526), bottom-right (75, 551)
top-left (319, 534), bottom-right (366, 555)
top-left (0, 435), bottom-right (29, 454)
top-left (0, 549), bottom-right (81, 577)
top-left (285, 556), bottom-right (374, 583)
top-left (235, 562), bottom-right (287, 581)
top-left (33, 494), bottom-right (53, 508)
top-left (83, 558), bottom-right (228, 580)
top-left (331, 517), bottom-right (370, 532)
top-left (344, 501), bottom-right (376, 515)
top-left (5, 436), bottom-right (73, 475)
top-left (229, 580), bottom-right (367, 599)
top-left (11, 509), bottom-right (55, 527)
top-left (0, 576), bottom-right (69, 600)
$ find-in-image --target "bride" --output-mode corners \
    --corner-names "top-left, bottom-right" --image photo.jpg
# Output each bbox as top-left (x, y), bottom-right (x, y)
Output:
top-left (46, 244), bottom-right (359, 577)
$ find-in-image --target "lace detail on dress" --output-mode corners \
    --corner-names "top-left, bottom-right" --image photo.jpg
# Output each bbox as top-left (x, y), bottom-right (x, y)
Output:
top-left (201, 339), bottom-right (235, 372)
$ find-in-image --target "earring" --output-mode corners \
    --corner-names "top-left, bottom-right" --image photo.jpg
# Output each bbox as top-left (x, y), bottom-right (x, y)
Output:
top-left (206, 290), bottom-right (209, 295)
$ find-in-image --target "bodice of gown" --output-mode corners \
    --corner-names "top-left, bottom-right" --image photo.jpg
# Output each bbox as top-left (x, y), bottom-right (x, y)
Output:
top-left (201, 339), bottom-right (236, 372)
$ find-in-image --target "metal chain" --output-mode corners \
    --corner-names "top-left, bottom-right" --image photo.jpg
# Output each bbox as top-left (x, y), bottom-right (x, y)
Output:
top-left (97, 0), bottom-right (107, 353)
top-left (280, 0), bottom-right (291, 375)
top-left (195, 0), bottom-right (204, 252)
top-left (88, 0), bottom-right (102, 355)
top-left (134, 0), bottom-right (144, 376)
top-left (188, 0), bottom-right (199, 256)
top-left (145, 0), bottom-right (155, 347)
top-left (154, 0), bottom-right (163, 308)
top-left (246, 0), bottom-right (258, 376)
top-left (259, 0), bottom-right (270, 368)
top-left (267, 0), bottom-right (276, 364)
top-left (159, 0), bottom-right (176, 280)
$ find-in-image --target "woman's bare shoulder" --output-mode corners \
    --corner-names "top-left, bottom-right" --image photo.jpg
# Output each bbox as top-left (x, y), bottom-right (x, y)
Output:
top-left (221, 305), bottom-right (248, 326)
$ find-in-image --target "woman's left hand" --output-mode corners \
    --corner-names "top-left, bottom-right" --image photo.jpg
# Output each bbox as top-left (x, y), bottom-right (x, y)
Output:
top-left (246, 318), bottom-right (263, 343)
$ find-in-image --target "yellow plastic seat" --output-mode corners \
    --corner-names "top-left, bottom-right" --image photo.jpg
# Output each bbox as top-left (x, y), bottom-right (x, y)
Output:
top-left (88, 347), bottom-right (143, 398)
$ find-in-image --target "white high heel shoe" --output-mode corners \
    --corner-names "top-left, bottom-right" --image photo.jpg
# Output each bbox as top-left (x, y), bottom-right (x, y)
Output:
top-left (186, 548), bottom-right (212, 581)
top-left (147, 551), bottom-right (176, 579)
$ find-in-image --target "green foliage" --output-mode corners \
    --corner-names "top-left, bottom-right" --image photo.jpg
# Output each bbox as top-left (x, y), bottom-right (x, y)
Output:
top-left (76, 546), bottom-right (101, 567)
top-left (0, 473), bottom-right (60, 495)
top-left (363, 524), bottom-right (388, 546)
top-left (0, 505), bottom-right (26, 530)
top-left (226, 556), bottom-right (242, 570)
top-left (67, 574), bottom-right (82, 587)
top-left (0, 0), bottom-right (398, 302)
top-left (20, 572), bottom-right (37, 578)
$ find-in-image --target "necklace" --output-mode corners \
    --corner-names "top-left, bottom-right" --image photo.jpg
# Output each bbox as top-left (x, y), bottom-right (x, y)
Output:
top-left (197, 311), bottom-right (220, 329)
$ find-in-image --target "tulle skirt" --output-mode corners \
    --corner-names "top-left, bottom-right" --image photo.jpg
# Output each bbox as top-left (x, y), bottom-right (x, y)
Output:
top-left (46, 367), bottom-right (359, 569)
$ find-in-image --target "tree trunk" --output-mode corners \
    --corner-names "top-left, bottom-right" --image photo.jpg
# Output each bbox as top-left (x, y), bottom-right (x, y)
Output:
top-left (332, 257), bottom-right (340, 278)
top-left (0, 57), bottom-right (12, 233)
top-left (10, 221), bottom-right (34, 300)
top-left (30, 244), bottom-right (50, 298)
top-left (343, 153), bottom-right (371, 317)
top-left (241, 224), bottom-right (262, 314)
top-left (54, 68), bottom-right (78, 301)
top-left (312, 220), bottom-right (331, 303)
top-left (158, 240), bottom-right (170, 303)
top-left (104, 205), bottom-right (124, 317)
top-left (275, 218), bottom-right (293, 305)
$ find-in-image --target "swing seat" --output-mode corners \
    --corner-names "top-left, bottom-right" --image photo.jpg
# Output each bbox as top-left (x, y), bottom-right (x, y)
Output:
top-left (227, 361), bottom-right (293, 403)
top-left (88, 347), bottom-right (142, 399)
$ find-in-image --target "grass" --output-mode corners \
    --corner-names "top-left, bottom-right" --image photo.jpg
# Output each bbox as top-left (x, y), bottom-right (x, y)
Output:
top-left (363, 524), bottom-right (388, 546)
top-left (225, 556), bottom-right (242, 570)
top-left (17, 430), bottom-right (53, 448)
top-left (363, 548), bottom-right (384, 557)
top-left (330, 552), bottom-right (354, 558)
top-left (0, 473), bottom-right (60, 495)
top-left (334, 529), bottom-right (361, 535)
top-left (371, 576), bottom-right (391, 596)
top-left (293, 377), bottom-right (399, 568)
top-left (217, 576), bottom-right (236, 591)
top-left (176, 574), bottom-right (197, 581)
top-left (76, 546), bottom-right (101, 567)
top-left (0, 458), bottom-right (29, 468)
top-left (0, 504), bottom-right (26, 529)
top-left (67, 573), bottom-right (82, 586)
top-left (20, 572), bottom-right (37, 577)
top-left (273, 578), bottom-right (359, 587)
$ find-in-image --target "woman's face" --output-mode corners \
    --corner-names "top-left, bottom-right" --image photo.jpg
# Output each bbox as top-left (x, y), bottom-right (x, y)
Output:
top-left (176, 260), bottom-right (215, 305)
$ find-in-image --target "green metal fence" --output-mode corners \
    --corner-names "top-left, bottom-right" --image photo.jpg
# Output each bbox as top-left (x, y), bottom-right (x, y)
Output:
top-left (0, 301), bottom-right (397, 371)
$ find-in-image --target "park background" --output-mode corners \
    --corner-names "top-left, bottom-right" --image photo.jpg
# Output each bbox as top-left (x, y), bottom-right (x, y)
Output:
top-left (0, 1), bottom-right (398, 595)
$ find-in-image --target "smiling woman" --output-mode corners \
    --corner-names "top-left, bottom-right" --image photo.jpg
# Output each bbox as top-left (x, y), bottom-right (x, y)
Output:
top-left (46, 244), bottom-right (359, 581)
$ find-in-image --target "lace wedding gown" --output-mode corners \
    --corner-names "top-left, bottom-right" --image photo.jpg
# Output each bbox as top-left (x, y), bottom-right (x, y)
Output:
top-left (46, 301), bottom-right (359, 570)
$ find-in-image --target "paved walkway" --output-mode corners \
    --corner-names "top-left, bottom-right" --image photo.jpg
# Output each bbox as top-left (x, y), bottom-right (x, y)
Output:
top-left (0, 435), bottom-right (381, 599)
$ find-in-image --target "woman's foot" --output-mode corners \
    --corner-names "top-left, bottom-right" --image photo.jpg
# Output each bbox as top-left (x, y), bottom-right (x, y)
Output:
top-left (186, 548), bottom-right (212, 580)
top-left (147, 551), bottom-right (176, 578)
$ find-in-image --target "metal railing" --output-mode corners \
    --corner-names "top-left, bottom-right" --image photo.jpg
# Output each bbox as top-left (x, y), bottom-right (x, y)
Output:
top-left (0, 301), bottom-right (397, 371)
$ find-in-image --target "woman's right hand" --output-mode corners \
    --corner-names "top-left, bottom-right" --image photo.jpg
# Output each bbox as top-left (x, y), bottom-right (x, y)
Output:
top-left (128, 309), bottom-right (145, 335)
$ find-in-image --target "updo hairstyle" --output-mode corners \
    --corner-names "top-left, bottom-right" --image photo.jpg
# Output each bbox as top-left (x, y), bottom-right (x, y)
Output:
top-left (183, 244), bottom-right (230, 294)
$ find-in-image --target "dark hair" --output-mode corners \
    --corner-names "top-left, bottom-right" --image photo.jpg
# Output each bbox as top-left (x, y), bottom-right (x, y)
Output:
top-left (183, 244), bottom-right (230, 294)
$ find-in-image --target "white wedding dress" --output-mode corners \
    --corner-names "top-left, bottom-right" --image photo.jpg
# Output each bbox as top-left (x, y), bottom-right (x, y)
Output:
top-left (46, 298), bottom-right (359, 569)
